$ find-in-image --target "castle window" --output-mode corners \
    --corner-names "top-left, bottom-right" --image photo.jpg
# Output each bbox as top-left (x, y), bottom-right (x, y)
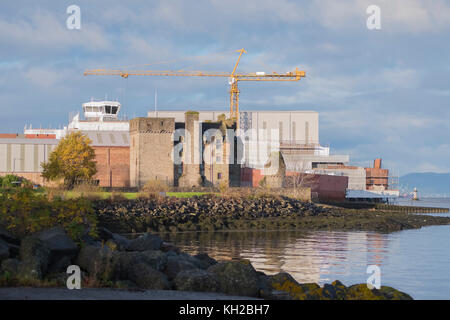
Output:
top-left (217, 173), bottom-right (222, 180)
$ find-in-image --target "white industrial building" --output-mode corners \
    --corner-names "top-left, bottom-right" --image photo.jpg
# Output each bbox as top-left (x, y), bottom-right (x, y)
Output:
top-left (149, 109), bottom-right (351, 172)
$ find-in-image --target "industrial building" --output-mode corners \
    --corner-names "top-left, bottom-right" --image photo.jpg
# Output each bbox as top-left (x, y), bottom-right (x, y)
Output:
top-left (0, 134), bottom-right (58, 185)
top-left (0, 99), bottom-right (399, 202)
top-left (15, 100), bottom-right (131, 187)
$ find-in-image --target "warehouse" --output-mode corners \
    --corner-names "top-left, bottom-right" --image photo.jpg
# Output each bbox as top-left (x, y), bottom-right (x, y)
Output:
top-left (0, 134), bottom-right (58, 185)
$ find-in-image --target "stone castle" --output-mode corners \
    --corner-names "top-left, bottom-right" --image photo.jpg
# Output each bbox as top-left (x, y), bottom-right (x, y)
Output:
top-left (130, 111), bottom-right (242, 188)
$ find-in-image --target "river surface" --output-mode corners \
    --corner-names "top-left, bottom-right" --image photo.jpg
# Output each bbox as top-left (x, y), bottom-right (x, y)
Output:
top-left (160, 198), bottom-right (450, 300)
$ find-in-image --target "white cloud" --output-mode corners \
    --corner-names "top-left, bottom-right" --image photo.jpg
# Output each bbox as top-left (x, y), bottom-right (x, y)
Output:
top-left (311, 0), bottom-right (450, 33)
top-left (24, 67), bottom-right (66, 89)
top-left (0, 10), bottom-right (110, 52)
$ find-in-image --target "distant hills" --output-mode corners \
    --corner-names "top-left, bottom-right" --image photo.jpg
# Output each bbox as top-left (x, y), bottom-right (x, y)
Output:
top-left (400, 172), bottom-right (450, 196)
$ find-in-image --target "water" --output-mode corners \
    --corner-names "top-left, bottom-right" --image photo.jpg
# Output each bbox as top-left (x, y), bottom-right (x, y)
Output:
top-left (160, 198), bottom-right (450, 300)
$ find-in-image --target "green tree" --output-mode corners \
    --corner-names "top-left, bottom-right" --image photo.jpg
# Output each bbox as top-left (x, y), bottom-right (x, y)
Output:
top-left (42, 131), bottom-right (97, 189)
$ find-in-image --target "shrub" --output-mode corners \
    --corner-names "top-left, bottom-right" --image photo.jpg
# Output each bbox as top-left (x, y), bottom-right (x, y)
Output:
top-left (110, 192), bottom-right (127, 202)
top-left (141, 179), bottom-right (168, 194)
top-left (0, 188), bottom-right (97, 241)
top-left (1, 174), bottom-right (32, 189)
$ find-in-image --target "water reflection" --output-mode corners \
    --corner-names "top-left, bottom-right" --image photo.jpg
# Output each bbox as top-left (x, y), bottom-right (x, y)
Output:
top-left (161, 230), bottom-right (390, 285)
top-left (159, 198), bottom-right (450, 298)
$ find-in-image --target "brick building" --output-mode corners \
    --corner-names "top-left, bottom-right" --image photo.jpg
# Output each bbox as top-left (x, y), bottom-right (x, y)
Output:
top-left (82, 131), bottom-right (130, 188)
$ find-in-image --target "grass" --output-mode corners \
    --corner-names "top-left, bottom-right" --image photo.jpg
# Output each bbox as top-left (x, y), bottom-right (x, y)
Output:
top-left (63, 191), bottom-right (211, 200)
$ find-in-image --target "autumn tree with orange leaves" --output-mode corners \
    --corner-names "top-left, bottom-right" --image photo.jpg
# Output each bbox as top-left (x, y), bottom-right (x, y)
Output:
top-left (42, 131), bottom-right (97, 189)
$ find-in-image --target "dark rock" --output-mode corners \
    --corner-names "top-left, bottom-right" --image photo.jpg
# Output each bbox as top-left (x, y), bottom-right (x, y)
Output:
top-left (164, 254), bottom-right (198, 280)
top-left (19, 237), bottom-right (50, 280)
top-left (193, 253), bottom-right (217, 268)
top-left (98, 227), bottom-right (130, 251)
top-left (330, 280), bottom-right (348, 299)
top-left (0, 226), bottom-right (19, 245)
top-left (173, 269), bottom-right (220, 293)
top-left (1, 258), bottom-right (20, 277)
top-left (47, 256), bottom-right (73, 274)
top-left (33, 227), bottom-right (78, 273)
top-left (160, 242), bottom-right (181, 254)
top-left (0, 239), bottom-right (9, 262)
top-left (378, 286), bottom-right (413, 300)
top-left (207, 260), bottom-right (260, 297)
top-left (114, 250), bottom-right (168, 279)
top-left (34, 227), bottom-right (78, 254)
top-left (345, 284), bottom-right (385, 300)
top-left (263, 272), bottom-right (322, 300)
top-left (127, 233), bottom-right (163, 251)
top-left (258, 273), bottom-right (293, 300)
top-left (128, 263), bottom-right (170, 290)
top-left (76, 245), bottom-right (116, 281)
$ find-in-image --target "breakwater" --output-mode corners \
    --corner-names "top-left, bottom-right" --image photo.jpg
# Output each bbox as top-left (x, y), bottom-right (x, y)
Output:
top-left (322, 202), bottom-right (449, 213)
top-left (93, 196), bottom-right (450, 234)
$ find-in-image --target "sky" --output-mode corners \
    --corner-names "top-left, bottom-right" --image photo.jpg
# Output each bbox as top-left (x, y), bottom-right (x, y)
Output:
top-left (0, 0), bottom-right (449, 175)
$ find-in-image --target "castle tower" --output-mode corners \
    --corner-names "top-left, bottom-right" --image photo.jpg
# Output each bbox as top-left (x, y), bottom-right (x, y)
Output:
top-left (178, 111), bottom-right (203, 187)
top-left (130, 117), bottom-right (175, 188)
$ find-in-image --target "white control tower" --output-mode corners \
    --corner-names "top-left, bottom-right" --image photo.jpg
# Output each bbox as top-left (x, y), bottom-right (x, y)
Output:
top-left (82, 100), bottom-right (121, 121)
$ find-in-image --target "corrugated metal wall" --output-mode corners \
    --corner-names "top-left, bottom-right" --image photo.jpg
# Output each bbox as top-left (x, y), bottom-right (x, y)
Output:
top-left (0, 140), bottom-right (57, 173)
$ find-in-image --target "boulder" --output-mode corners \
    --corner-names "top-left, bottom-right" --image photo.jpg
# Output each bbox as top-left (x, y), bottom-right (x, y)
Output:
top-left (98, 227), bottom-right (130, 251)
top-left (113, 250), bottom-right (168, 279)
top-left (127, 233), bottom-right (163, 251)
top-left (1, 258), bottom-right (20, 278)
top-left (76, 245), bottom-right (116, 281)
top-left (128, 263), bottom-right (170, 290)
top-left (207, 260), bottom-right (260, 297)
top-left (0, 226), bottom-right (19, 245)
top-left (263, 272), bottom-right (321, 300)
top-left (330, 280), bottom-right (348, 300)
top-left (18, 237), bottom-right (50, 280)
top-left (33, 227), bottom-right (78, 273)
top-left (160, 242), bottom-right (181, 254)
top-left (345, 284), bottom-right (385, 300)
top-left (193, 253), bottom-right (217, 268)
top-left (164, 254), bottom-right (198, 280)
top-left (378, 286), bottom-right (413, 300)
top-left (0, 239), bottom-right (9, 262)
top-left (173, 269), bottom-right (220, 293)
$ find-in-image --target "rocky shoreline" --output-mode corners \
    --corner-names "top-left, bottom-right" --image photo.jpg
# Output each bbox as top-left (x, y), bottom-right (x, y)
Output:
top-left (94, 196), bottom-right (450, 234)
top-left (0, 225), bottom-right (413, 300)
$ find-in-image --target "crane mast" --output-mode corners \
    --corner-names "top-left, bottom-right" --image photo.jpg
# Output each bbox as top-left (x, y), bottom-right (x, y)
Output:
top-left (84, 49), bottom-right (306, 123)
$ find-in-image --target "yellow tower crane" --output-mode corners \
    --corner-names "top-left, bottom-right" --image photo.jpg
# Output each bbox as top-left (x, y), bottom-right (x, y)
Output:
top-left (84, 48), bottom-right (306, 122)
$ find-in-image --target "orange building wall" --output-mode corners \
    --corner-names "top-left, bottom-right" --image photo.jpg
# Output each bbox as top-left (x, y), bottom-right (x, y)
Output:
top-left (93, 146), bottom-right (130, 187)
top-left (24, 134), bottom-right (56, 139)
top-left (365, 167), bottom-right (389, 189)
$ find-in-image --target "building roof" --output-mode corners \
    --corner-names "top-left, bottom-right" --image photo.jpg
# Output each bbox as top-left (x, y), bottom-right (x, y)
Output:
top-left (0, 137), bottom-right (59, 145)
top-left (81, 131), bottom-right (129, 147)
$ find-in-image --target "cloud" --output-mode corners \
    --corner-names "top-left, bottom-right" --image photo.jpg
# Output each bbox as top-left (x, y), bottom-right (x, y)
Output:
top-left (0, 9), bottom-right (110, 55)
top-left (311, 0), bottom-right (450, 33)
top-left (0, 1), bottom-right (449, 174)
top-left (24, 67), bottom-right (65, 89)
